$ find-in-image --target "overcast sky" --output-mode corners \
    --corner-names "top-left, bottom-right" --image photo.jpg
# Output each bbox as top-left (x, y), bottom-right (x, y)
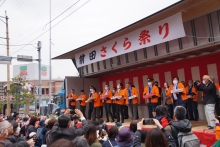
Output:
top-left (0, 0), bottom-right (179, 81)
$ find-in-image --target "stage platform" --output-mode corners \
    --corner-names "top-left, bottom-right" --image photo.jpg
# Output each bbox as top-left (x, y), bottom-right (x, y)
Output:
top-left (104, 119), bottom-right (216, 147)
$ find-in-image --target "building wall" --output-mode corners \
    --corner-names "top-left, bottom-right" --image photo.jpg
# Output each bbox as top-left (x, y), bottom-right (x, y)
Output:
top-left (81, 10), bottom-right (220, 77)
top-left (13, 63), bottom-right (51, 80)
top-left (99, 52), bottom-right (220, 120)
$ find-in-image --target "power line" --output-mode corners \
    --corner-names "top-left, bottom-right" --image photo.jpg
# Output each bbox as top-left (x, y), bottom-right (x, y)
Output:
top-left (0, 0), bottom-right (5, 7)
top-left (8, 0), bottom-right (26, 18)
top-left (11, 0), bottom-right (66, 42)
top-left (0, 43), bottom-right (35, 47)
top-left (45, 0), bottom-right (80, 27)
top-left (10, 0), bottom-right (91, 56)
top-left (12, 0), bottom-right (80, 43)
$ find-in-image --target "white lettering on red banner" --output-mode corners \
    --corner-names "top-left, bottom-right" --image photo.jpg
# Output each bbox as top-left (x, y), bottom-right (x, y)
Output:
top-left (75, 12), bottom-right (185, 68)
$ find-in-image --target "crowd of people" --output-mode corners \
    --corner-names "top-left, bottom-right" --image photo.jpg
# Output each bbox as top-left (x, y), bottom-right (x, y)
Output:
top-left (2, 105), bottom-right (215, 147)
top-left (67, 75), bottom-right (220, 130)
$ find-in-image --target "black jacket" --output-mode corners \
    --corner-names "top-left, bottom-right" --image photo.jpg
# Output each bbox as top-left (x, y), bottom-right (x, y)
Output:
top-left (197, 82), bottom-right (217, 105)
top-left (26, 125), bottom-right (37, 139)
top-left (169, 119), bottom-right (192, 146)
top-left (133, 129), bottom-right (176, 147)
top-left (51, 119), bottom-right (88, 144)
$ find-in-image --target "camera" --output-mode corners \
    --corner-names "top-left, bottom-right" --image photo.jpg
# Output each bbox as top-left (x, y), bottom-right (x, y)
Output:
top-left (71, 114), bottom-right (79, 121)
top-left (143, 118), bottom-right (155, 125)
top-left (70, 110), bottom-right (75, 115)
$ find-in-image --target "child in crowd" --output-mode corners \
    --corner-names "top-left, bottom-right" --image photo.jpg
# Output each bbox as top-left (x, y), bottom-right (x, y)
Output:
top-left (98, 118), bottom-right (108, 133)
top-left (154, 105), bottom-right (171, 128)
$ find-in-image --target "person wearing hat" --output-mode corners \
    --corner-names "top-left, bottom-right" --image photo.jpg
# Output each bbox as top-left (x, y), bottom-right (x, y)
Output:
top-left (78, 90), bottom-right (87, 118)
top-left (115, 127), bottom-right (133, 147)
top-left (143, 78), bottom-right (160, 118)
top-left (101, 85), bottom-right (114, 122)
top-left (115, 83), bottom-right (125, 123)
top-left (167, 76), bottom-right (187, 108)
top-left (115, 122), bottom-right (122, 128)
top-left (67, 89), bottom-right (78, 110)
top-left (124, 81), bottom-right (139, 121)
top-left (196, 75), bottom-right (217, 129)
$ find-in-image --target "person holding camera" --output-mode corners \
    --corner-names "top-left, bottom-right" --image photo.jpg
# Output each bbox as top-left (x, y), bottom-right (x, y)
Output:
top-left (67, 89), bottom-right (77, 110)
top-left (50, 109), bottom-right (88, 144)
top-left (133, 118), bottom-right (176, 147)
top-left (167, 77), bottom-right (187, 108)
top-left (195, 75), bottom-right (217, 129)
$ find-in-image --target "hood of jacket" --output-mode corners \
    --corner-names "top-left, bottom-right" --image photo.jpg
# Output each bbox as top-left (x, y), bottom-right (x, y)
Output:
top-left (170, 119), bottom-right (192, 132)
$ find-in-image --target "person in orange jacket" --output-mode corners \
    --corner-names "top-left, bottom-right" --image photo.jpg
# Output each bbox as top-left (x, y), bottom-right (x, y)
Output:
top-left (143, 78), bottom-right (159, 118)
top-left (115, 83), bottom-right (125, 123)
top-left (167, 76), bottom-right (187, 108)
top-left (87, 86), bottom-right (95, 120)
top-left (91, 87), bottom-right (101, 121)
top-left (186, 80), bottom-right (199, 121)
top-left (102, 85), bottom-right (114, 122)
top-left (124, 81), bottom-right (139, 120)
top-left (77, 90), bottom-right (87, 118)
top-left (66, 89), bottom-right (77, 110)
top-left (161, 82), bottom-right (173, 118)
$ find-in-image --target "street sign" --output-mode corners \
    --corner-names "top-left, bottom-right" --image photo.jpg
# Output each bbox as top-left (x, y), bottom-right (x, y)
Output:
top-left (17, 55), bottom-right (33, 62)
top-left (0, 56), bottom-right (12, 64)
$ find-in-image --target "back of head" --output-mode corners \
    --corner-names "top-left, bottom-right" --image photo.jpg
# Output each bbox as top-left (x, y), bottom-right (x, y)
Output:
top-left (98, 118), bottom-right (104, 125)
top-left (0, 120), bottom-right (11, 140)
top-left (7, 116), bottom-right (15, 123)
top-left (174, 106), bottom-right (186, 120)
top-left (13, 113), bottom-right (19, 119)
top-left (10, 121), bottom-right (18, 133)
top-left (48, 119), bottom-right (57, 130)
top-left (108, 126), bottom-right (118, 138)
top-left (58, 115), bottom-right (70, 128)
top-left (155, 105), bottom-right (168, 117)
top-left (130, 121), bottom-right (137, 133)
top-left (29, 117), bottom-right (38, 126)
top-left (84, 124), bottom-right (97, 145)
top-left (13, 142), bottom-right (29, 147)
top-left (93, 121), bottom-right (99, 126)
top-left (145, 128), bottom-right (168, 147)
top-left (50, 139), bottom-right (74, 147)
top-left (72, 136), bottom-right (89, 147)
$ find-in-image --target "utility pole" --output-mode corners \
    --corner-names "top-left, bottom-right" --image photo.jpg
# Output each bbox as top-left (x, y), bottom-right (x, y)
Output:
top-left (5, 11), bottom-right (10, 116)
top-left (49, 0), bottom-right (52, 103)
top-left (37, 41), bottom-right (42, 107)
